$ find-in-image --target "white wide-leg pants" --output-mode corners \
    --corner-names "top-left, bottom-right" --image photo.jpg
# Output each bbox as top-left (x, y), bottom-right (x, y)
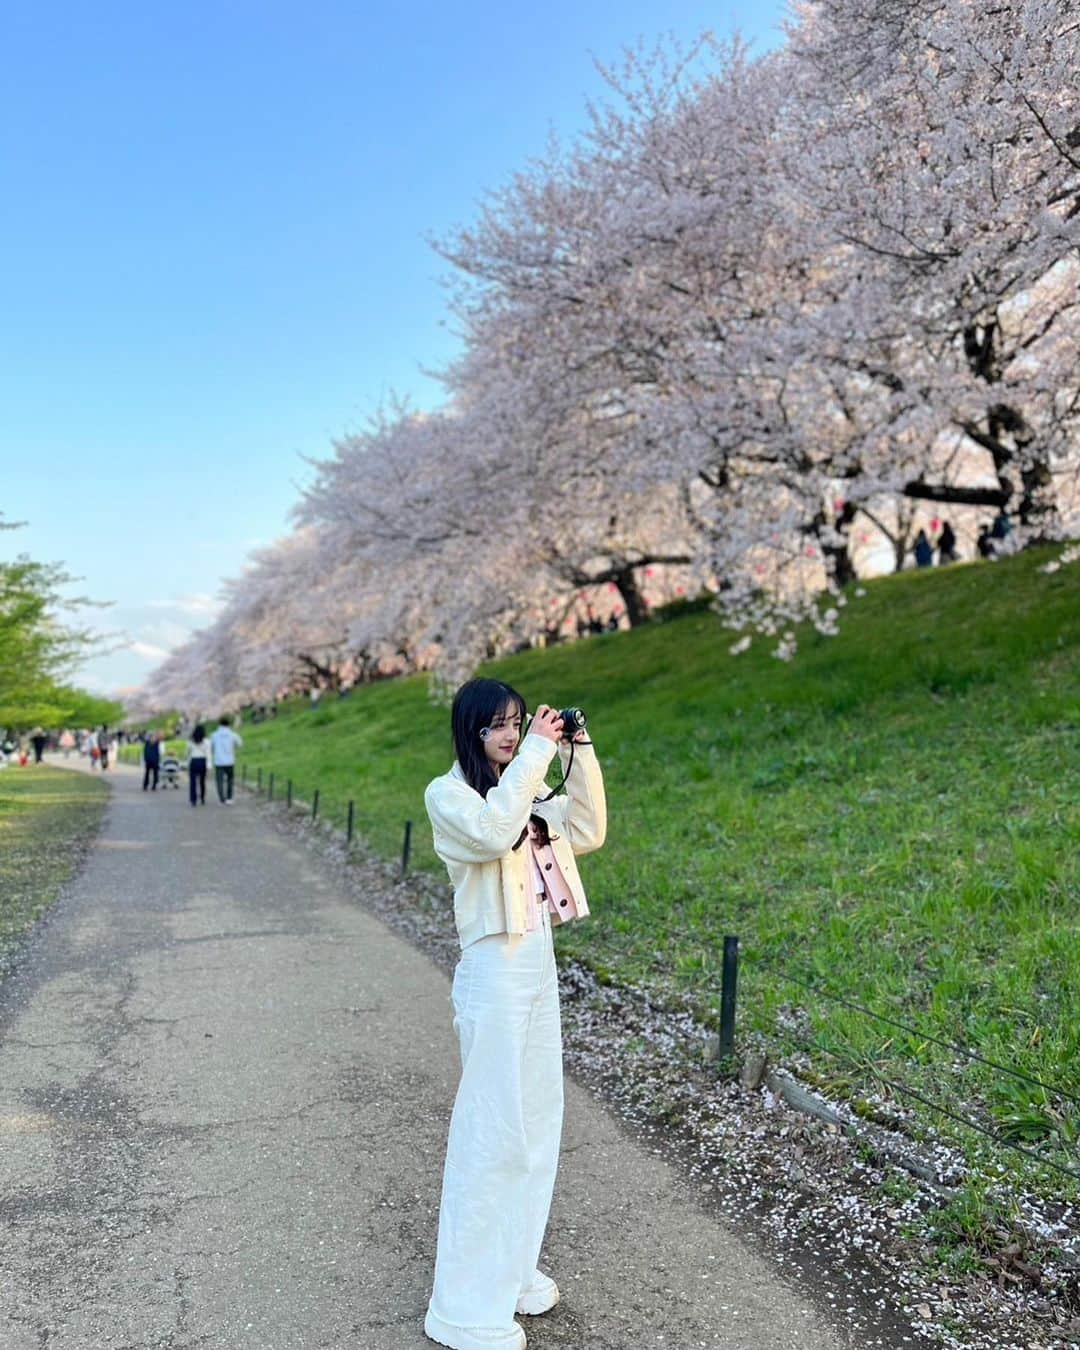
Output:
top-left (428, 906), bottom-right (563, 1334)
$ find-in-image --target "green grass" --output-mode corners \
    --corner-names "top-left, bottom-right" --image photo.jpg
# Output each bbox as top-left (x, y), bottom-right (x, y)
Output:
top-left (234, 546), bottom-right (1079, 1196)
top-left (0, 766), bottom-right (108, 973)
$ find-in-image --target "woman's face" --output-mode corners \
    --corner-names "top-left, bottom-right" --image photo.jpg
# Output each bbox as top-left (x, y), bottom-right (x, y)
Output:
top-left (483, 700), bottom-right (522, 774)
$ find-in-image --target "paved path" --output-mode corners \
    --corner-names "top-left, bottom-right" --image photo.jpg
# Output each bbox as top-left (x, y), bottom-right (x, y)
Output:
top-left (0, 761), bottom-right (851, 1350)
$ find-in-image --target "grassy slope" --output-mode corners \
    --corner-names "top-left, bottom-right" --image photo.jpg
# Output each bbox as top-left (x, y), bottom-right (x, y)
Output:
top-left (236, 548), bottom-right (1079, 1182)
top-left (0, 766), bottom-right (108, 975)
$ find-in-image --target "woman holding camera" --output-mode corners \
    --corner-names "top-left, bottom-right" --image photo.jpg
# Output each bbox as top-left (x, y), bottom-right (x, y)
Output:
top-left (423, 678), bottom-right (607, 1350)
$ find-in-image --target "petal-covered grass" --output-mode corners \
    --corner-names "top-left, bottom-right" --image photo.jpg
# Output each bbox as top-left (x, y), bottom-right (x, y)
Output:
top-left (0, 766), bottom-right (108, 975)
top-left (232, 546), bottom-right (1079, 1191)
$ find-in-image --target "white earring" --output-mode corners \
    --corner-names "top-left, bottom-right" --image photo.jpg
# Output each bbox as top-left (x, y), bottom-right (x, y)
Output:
top-left (479, 727), bottom-right (491, 741)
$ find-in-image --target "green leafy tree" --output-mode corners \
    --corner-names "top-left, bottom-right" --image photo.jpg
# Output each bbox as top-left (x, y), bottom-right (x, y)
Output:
top-left (0, 520), bottom-right (117, 727)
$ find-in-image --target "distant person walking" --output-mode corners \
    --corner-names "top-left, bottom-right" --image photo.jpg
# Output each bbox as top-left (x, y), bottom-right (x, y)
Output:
top-left (30, 728), bottom-right (47, 763)
top-left (59, 728), bottom-right (75, 758)
top-left (937, 521), bottom-right (959, 564)
top-left (990, 510), bottom-right (1013, 553)
top-left (210, 716), bottom-right (243, 804)
top-left (186, 725), bottom-right (211, 806)
top-left (142, 733), bottom-right (162, 791)
top-left (913, 529), bottom-right (934, 568)
top-left (96, 725), bottom-right (111, 771)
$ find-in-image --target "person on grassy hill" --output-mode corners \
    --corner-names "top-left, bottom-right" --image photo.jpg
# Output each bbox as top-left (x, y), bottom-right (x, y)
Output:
top-left (210, 715), bottom-right (242, 805)
top-left (186, 724), bottom-right (210, 806)
top-left (937, 520), bottom-right (959, 564)
top-left (991, 509), bottom-right (1013, 553)
top-left (421, 678), bottom-right (606, 1350)
top-left (913, 529), bottom-right (933, 568)
top-left (143, 739), bottom-right (162, 788)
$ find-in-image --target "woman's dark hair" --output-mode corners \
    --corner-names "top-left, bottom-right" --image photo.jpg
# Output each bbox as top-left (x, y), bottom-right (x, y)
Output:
top-left (451, 679), bottom-right (526, 798)
top-left (192, 723), bottom-right (206, 743)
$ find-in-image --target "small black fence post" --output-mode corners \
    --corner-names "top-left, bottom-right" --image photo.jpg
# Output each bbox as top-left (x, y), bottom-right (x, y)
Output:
top-left (347, 799), bottom-right (355, 845)
top-left (286, 779), bottom-right (293, 808)
top-left (268, 772), bottom-right (275, 802)
top-left (719, 934), bottom-right (739, 1059)
top-left (401, 820), bottom-right (413, 875)
top-left (312, 788), bottom-right (320, 823)
top-left (241, 763), bottom-right (248, 786)
top-left (256, 767), bottom-right (262, 796)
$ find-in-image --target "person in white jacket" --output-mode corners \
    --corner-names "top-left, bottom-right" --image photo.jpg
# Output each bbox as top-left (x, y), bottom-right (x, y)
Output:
top-left (185, 724), bottom-right (211, 807)
top-left (422, 678), bottom-right (606, 1350)
top-left (209, 716), bottom-right (243, 804)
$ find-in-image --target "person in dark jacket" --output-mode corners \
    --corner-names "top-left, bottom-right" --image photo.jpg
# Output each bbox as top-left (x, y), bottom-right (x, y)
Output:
top-left (142, 733), bottom-right (162, 791)
top-left (991, 510), bottom-right (1012, 543)
top-left (913, 530), bottom-right (934, 568)
top-left (937, 521), bottom-right (959, 564)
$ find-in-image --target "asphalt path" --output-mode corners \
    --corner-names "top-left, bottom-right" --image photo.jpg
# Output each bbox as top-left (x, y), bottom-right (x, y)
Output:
top-left (0, 759), bottom-right (851, 1349)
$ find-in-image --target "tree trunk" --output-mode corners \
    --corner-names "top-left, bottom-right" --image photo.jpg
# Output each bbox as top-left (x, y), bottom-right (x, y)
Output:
top-left (903, 480), bottom-right (1008, 509)
top-left (612, 566), bottom-right (650, 627)
top-left (1018, 456), bottom-right (1055, 540)
top-left (810, 502), bottom-right (858, 588)
top-left (295, 653), bottom-right (340, 691)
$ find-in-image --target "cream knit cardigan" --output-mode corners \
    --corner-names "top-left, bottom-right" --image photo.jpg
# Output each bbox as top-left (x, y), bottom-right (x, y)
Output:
top-left (424, 733), bottom-right (607, 949)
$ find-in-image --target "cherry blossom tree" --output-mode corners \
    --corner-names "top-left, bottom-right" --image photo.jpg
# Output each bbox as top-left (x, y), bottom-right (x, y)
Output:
top-left (781, 0), bottom-right (1080, 546)
top-left (141, 3), bottom-right (1079, 708)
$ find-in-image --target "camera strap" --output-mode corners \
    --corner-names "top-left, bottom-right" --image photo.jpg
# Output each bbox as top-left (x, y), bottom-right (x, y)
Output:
top-left (533, 737), bottom-right (593, 803)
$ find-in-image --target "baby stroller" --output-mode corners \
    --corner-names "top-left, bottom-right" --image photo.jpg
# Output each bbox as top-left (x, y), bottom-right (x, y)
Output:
top-left (160, 753), bottom-right (182, 789)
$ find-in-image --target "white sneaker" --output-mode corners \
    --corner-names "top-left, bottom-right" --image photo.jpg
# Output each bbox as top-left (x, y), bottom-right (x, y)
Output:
top-left (516, 1272), bottom-right (559, 1316)
top-left (424, 1307), bottom-right (526, 1350)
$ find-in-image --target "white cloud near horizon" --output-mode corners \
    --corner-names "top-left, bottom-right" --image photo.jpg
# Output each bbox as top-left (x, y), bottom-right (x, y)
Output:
top-left (71, 595), bottom-right (225, 697)
top-left (146, 592), bottom-right (222, 617)
top-left (129, 639), bottom-right (170, 660)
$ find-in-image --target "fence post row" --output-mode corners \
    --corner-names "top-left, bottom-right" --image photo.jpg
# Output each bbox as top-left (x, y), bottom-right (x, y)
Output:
top-left (245, 774), bottom-right (412, 878)
top-left (719, 934), bottom-right (739, 1059)
top-left (226, 769), bottom-right (1080, 1181)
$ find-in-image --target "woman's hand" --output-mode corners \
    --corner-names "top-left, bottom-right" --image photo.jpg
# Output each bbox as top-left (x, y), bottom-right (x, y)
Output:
top-left (527, 705), bottom-right (564, 743)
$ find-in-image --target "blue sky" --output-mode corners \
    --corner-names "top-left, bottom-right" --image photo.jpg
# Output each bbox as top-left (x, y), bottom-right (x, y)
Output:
top-left (0, 0), bottom-right (789, 696)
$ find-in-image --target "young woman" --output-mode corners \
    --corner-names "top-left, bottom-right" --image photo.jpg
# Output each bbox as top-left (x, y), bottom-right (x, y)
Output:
top-left (423, 678), bottom-right (607, 1350)
top-left (186, 724), bottom-right (210, 806)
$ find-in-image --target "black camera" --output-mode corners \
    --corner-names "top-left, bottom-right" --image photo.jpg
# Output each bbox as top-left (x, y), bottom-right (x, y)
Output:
top-left (559, 707), bottom-right (587, 739)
